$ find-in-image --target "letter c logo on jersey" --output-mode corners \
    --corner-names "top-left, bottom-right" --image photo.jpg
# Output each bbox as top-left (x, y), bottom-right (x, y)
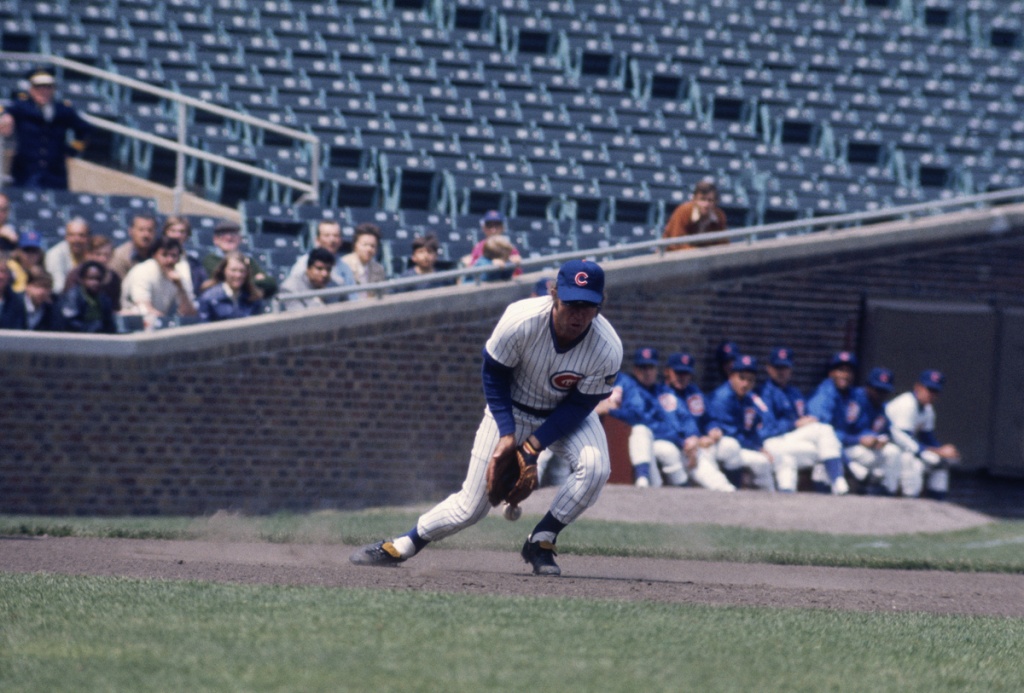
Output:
top-left (574, 272), bottom-right (588, 286)
top-left (551, 371), bottom-right (584, 390)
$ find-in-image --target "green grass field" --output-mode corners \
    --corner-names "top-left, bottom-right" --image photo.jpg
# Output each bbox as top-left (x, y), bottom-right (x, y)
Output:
top-left (2, 511), bottom-right (1023, 692)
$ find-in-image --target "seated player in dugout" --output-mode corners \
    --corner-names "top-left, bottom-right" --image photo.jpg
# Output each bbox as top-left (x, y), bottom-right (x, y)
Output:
top-left (662, 180), bottom-right (729, 251)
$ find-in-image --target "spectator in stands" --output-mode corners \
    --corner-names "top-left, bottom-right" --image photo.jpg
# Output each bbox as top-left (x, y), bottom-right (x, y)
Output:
top-left (886, 369), bottom-right (961, 500)
top-left (661, 351), bottom-right (739, 492)
top-left (197, 251), bottom-right (264, 323)
top-left (201, 220), bottom-right (278, 299)
top-left (110, 214), bottom-right (157, 279)
top-left (663, 180), bottom-right (728, 251)
top-left (57, 259), bottom-right (117, 334)
top-left (120, 235), bottom-right (197, 326)
top-left (0, 193), bottom-right (18, 251)
top-left (756, 346), bottom-right (847, 494)
top-left (63, 235), bottom-right (121, 311)
top-left (462, 210), bottom-right (522, 276)
top-left (0, 68), bottom-right (92, 190)
top-left (278, 247), bottom-right (342, 311)
top-left (706, 354), bottom-right (777, 491)
top-left (44, 217), bottom-right (90, 293)
top-left (842, 366), bottom-right (902, 495)
top-left (160, 215), bottom-right (207, 297)
top-left (285, 220), bottom-right (356, 295)
top-left (9, 230), bottom-right (45, 292)
top-left (806, 351), bottom-right (862, 494)
top-left (23, 266), bottom-right (57, 331)
top-left (395, 233), bottom-right (453, 292)
top-left (474, 235), bottom-right (517, 283)
top-left (0, 255), bottom-right (27, 329)
top-left (341, 222), bottom-right (386, 298)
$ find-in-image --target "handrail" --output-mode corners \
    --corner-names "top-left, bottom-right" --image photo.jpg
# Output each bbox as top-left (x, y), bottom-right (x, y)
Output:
top-left (0, 51), bottom-right (320, 212)
top-left (269, 185), bottom-right (1024, 310)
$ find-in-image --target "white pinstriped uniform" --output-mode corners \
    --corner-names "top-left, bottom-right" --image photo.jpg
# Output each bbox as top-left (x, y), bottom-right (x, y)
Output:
top-left (416, 295), bottom-right (623, 542)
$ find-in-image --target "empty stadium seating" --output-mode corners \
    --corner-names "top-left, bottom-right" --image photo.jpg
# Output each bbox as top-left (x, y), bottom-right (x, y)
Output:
top-left (2, 0), bottom-right (1023, 282)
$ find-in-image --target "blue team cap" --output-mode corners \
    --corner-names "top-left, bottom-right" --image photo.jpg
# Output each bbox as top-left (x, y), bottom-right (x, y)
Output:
top-left (828, 351), bottom-right (858, 370)
top-left (533, 276), bottom-right (554, 296)
top-left (480, 210), bottom-right (505, 225)
top-left (731, 353), bottom-right (758, 373)
top-left (19, 230), bottom-right (43, 249)
top-left (919, 369), bottom-right (945, 392)
top-left (867, 367), bottom-right (895, 392)
top-left (556, 259), bottom-right (604, 304)
top-left (769, 346), bottom-right (794, 368)
top-left (716, 340), bottom-right (740, 365)
top-left (667, 351), bottom-right (695, 373)
top-left (634, 347), bottom-right (659, 366)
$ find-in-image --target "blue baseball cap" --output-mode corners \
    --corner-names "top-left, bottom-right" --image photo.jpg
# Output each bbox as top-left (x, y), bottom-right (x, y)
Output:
top-left (634, 347), bottom-right (659, 366)
top-left (828, 351), bottom-right (858, 370)
top-left (480, 210), bottom-right (505, 225)
top-left (731, 353), bottom-right (758, 373)
top-left (768, 346), bottom-right (794, 368)
top-left (533, 276), bottom-right (554, 296)
top-left (919, 369), bottom-right (945, 392)
top-left (667, 351), bottom-right (695, 373)
top-left (555, 259), bottom-right (604, 304)
top-left (716, 340), bottom-right (740, 365)
top-left (867, 367), bottom-right (895, 392)
top-left (19, 230), bottom-right (43, 249)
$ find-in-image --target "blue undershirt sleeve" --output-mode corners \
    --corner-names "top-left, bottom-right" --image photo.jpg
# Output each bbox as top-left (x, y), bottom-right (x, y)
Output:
top-left (481, 349), bottom-right (516, 437)
top-left (531, 389), bottom-right (607, 449)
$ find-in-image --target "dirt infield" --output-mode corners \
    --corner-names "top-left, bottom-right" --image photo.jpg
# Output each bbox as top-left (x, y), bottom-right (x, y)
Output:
top-left (3, 488), bottom-right (1021, 618)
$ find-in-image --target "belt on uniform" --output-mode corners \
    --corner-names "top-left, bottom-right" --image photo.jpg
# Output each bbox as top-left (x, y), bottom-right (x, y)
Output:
top-left (512, 400), bottom-right (555, 418)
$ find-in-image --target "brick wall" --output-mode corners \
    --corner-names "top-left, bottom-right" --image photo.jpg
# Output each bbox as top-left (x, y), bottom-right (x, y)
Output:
top-left (3, 209), bottom-right (1024, 516)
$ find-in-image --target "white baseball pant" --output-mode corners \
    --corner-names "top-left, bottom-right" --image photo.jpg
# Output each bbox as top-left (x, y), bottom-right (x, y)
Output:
top-left (763, 422), bottom-right (843, 492)
top-left (716, 437), bottom-right (776, 491)
top-left (845, 442), bottom-right (901, 495)
top-left (416, 407), bottom-right (610, 541)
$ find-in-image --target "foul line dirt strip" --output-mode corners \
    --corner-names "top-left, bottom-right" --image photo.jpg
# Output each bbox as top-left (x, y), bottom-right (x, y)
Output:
top-left (2, 537), bottom-right (1023, 618)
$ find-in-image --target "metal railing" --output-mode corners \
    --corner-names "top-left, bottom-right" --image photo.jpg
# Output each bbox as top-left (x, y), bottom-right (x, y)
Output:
top-left (269, 185), bottom-right (1024, 310)
top-left (0, 52), bottom-right (320, 212)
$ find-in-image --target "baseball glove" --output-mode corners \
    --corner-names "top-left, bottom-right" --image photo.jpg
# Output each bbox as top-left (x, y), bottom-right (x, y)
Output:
top-left (486, 440), bottom-right (541, 507)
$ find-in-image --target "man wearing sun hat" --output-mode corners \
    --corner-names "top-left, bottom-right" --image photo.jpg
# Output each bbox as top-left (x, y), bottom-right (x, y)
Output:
top-left (886, 369), bottom-right (961, 499)
top-left (0, 68), bottom-right (92, 190)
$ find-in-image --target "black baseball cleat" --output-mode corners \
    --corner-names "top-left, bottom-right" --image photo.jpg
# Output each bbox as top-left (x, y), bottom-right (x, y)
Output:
top-left (350, 540), bottom-right (406, 567)
top-left (521, 538), bottom-right (561, 577)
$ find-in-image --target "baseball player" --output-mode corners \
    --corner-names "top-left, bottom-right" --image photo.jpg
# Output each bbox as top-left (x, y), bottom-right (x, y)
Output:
top-left (757, 347), bottom-right (846, 494)
top-left (841, 367), bottom-right (902, 495)
top-left (706, 354), bottom-right (777, 491)
top-left (662, 351), bottom-right (739, 491)
top-left (806, 351), bottom-right (863, 494)
top-left (885, 369), bottom-right (961, 499)
top-left (607, 347), bottom-right (698, 488)
top-left (351, 259), bottom-right (622, 576)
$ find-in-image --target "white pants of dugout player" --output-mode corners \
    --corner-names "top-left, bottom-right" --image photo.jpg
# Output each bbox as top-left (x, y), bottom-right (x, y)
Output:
top-left (844, 443), bottom-right (901, 495)
top-left (898, 451), bottom-right (950, 498)
top-left (714, 437), bottom-right (776, 491)
top-left (627, 425), bottom-right (736, 492)
top-left (762, 422), bottom-right (844, 493)
top-left (414, 408), bottom-right (610, 543)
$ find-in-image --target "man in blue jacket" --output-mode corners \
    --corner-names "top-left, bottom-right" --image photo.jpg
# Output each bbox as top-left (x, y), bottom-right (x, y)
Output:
top-left (706, 354), bottom-right (776, 490)
top-left (608, 347), bottom-right (697, 487)
top-left (757, 346), bottom-right (846, 494)
top-left (842, 367), bottom-right (902, 495)
top-left (807, 351), bottom-right (862, 493)
top-left (0, 69), bottom-right (92, 190)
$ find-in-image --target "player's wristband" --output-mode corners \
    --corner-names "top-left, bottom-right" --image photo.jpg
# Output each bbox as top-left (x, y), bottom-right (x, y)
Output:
top-left (518, 440), bottom-right (541, 466)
